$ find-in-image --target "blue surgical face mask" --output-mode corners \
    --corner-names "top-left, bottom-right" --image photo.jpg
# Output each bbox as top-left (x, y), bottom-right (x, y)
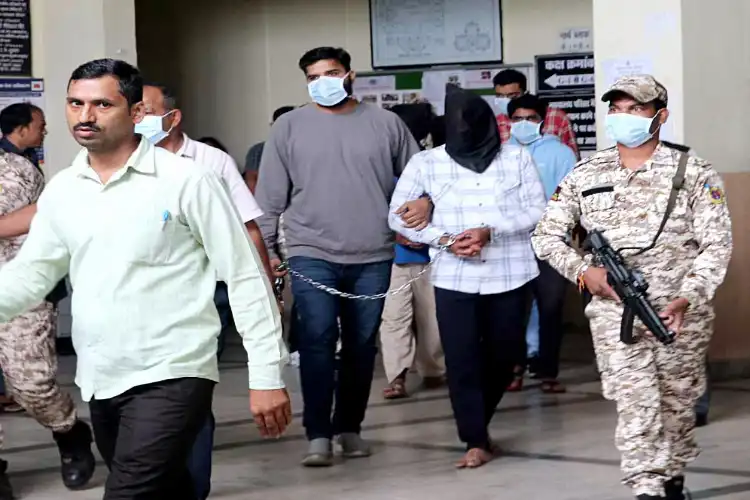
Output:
top-left (494, 96), bottom-right (510, 115)
top-left (510, 120), bottom-right (542, 145)
top-left (605, 111), bottom-right (662, 148)
top-left (308, 74), bottom-right (350, 107)
top-left (135, 110), bottom-right (176, 145)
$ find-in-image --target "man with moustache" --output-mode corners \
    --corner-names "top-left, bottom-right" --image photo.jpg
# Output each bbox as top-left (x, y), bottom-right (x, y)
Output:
top-left (0, 58), bottom-right (290, 499)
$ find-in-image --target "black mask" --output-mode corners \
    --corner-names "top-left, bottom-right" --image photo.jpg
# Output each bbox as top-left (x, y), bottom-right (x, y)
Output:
top-left (444, 87), bottom-right (501, 174)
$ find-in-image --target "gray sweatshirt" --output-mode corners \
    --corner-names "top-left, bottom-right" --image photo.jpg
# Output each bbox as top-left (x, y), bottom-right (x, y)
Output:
top-left (255, 103), bottom-right (420, 264)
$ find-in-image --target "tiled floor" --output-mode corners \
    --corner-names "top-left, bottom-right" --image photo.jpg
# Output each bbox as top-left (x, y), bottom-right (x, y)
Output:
top-left (3, 345), bottom-right (750, 500)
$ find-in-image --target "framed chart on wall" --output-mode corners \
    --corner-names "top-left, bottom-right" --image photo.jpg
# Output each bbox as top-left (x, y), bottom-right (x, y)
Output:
top-left (369, 0), bottom-right (503, 69)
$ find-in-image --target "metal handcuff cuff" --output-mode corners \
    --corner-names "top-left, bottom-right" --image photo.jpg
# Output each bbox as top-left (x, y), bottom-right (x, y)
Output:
top-left (438, 233), bottom-right (458, 251)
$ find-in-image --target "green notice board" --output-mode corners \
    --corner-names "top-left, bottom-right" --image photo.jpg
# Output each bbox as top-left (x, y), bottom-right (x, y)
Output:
top-left (353, 64), bottom-right (532, 113)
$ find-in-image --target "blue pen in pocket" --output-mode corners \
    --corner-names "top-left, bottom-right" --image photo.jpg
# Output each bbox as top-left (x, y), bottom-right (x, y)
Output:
top-left (161, 210), bottom-right (170, 230)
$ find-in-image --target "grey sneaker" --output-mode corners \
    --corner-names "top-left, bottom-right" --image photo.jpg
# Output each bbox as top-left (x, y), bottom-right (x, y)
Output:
top-left (301, 438), bottom-right (333, 467)
top-left (338, 433), bottom-right (371, 458)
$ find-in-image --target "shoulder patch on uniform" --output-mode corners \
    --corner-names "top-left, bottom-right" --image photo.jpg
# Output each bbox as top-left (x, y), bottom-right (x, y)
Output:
top-left (705, 183), bottom-right (725, 204)
top-left (550, 185), bottom-right (562, 201)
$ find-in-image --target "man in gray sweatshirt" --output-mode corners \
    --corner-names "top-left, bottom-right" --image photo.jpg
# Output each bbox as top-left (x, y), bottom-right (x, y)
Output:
top-left (255, 46), bottom-right (420, 467)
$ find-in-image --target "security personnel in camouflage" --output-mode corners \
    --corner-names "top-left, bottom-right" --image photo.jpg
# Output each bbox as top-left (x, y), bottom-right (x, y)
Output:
top-left (531, 75), bottom-right (732, 500)
top-left (0, 150), bottom-right (95, 498)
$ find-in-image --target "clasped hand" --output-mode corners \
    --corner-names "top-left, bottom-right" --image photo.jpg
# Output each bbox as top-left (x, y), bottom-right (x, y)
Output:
top-left (448, 228), bottom-right (491, 257)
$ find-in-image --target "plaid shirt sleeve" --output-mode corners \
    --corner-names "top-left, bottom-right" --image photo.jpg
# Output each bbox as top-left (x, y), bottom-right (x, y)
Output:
top-left (543, 108), bottom-right (579, 158)
top-left (389, 154), bottom-right (446, 245)
top-left (490, 149), bottom-right (547, 237)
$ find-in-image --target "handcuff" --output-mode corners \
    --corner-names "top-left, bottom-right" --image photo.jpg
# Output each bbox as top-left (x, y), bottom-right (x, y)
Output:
top-left (438, 233), bottom-right (458, 250)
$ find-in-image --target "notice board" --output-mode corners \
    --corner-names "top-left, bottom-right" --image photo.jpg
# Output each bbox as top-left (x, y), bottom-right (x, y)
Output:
top-left (535, 52), bottom-right (596, 151)
top-left (353, 64), bottom-right (532, 116)
top-left (0, 78), bottom-right (45, 165)
top-left (369, 0), bottom-right (503, 69)
top-left (0, 0), bottom-right (30, 76)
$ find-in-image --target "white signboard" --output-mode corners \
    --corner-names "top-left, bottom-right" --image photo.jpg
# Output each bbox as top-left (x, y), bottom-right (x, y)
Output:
top-left (558, 28), bottom-right (592, 53)
top-left (370, 0), bottom-right (503, 68)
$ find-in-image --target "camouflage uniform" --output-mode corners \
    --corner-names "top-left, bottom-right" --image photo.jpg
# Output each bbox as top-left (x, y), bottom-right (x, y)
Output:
top-left (531, 76), bottom-right (733, 497)
top-left (0, 151), bottom-right (77, 445)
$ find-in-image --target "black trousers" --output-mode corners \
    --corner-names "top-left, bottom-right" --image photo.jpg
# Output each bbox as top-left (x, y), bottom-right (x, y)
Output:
top-left (90, 378), bottom-right (215, 500)
top-left (434, 285), bottom-right (528, 450)
top-left (529, 260), bottom-right (569, 379)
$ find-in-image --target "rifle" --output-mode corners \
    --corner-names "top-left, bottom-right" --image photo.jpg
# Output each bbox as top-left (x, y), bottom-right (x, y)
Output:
top-left (583, 229), bottom-right (675, 345)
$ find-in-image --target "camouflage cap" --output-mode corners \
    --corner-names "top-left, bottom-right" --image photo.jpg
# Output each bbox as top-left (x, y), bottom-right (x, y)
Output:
top-left (601, 74), bottom-right (668, 106)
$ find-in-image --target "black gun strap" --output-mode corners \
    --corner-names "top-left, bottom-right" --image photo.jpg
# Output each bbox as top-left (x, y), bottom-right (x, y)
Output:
top-left (632, 152), bottom-right (688, 256)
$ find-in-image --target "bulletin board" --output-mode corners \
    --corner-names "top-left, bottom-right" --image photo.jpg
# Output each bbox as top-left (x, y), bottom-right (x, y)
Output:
top-left (369, 0), bottom-right (503, 69)
top-left (353, 63), bottom-right (532, 115)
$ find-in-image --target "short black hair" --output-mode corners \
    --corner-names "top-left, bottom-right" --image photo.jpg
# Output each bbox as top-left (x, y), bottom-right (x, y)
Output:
top-left (298, 47), bottom-right (352, 74)
top-left (143, 81), bottom-right (178, 110)
top-left (68, 58), bottom-right (143, 107)
top-left (388, 103), bottom-right (435, 145)
top-left (492, 69), bottom-right (527, 92)
top-left (0, 102), bottom-right (42, 135)
top-left (272, 106), bottom-right (295, 122)
top-left (507, 94), bottom-right (548, 121)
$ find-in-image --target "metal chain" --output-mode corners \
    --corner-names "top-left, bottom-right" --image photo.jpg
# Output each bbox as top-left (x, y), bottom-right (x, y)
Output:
top-left (279, 248), bottom-right (445, 301)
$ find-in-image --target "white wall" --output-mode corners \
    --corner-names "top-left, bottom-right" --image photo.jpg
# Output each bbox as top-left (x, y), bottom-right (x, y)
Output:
top-left (592, 0), bottom-right (685, 150)
top-left (135, 0), bottom-right (593, 164)
top-left (681, 0), bottom-right (750, 173)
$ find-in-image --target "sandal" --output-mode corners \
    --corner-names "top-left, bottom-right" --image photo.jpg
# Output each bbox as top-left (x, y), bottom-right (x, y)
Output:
top-left (540, 380), bottom-right (567, 394)
top-left (506, 365), bottom-right (524, 392)
top-left (455, 448), bottom-right (493, 469)
top-left (382, 377), bottom-right (408, 400)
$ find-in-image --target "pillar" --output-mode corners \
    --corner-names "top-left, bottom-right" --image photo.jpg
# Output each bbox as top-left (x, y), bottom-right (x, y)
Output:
top-left (593, 0), bottom-right (750, 377)
top-left (30, 0), bottom-right (137, 339)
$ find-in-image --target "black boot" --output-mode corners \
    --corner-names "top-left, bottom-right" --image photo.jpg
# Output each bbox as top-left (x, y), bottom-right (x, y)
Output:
top-left (665, 476), bottom-right (691, 500)
top-left (52, 420), bottom-right (95, 490)
top-left (636, 495), bottom-right (662, 499)
top-left (0, 459), bottom-right (14, 500)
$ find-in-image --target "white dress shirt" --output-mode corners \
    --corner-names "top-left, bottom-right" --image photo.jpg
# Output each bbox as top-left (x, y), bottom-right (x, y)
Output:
top-left (177, 134), bottom-right (262, 223)
top-left (0, 138), bottom-right (287, 401)
top-left (389, 144), bottom-right (547, 295)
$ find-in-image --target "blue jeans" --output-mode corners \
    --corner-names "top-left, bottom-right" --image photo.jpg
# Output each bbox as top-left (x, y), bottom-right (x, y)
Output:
top-left (289, 256), bottom-right (391, 440)
top-left (187, 283), bottom-right (232, 500)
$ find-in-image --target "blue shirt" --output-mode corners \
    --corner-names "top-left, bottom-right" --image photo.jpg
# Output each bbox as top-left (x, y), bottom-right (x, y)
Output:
top-left (508, 134), bottom-right (576, 199)
top-left (393, 174), bottom-right (430, 265)
top-left (394, 242), bottom-right (430, 264)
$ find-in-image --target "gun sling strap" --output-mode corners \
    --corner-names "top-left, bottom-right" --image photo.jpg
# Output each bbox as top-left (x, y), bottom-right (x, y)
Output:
top-left (631, 152), bottom-right (689, 256)
top-left (620, 152), bottom-right (689, 342)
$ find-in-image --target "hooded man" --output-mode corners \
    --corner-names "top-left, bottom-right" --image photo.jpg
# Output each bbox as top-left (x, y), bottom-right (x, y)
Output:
top-left (389, 88), bottom-right (547, 469)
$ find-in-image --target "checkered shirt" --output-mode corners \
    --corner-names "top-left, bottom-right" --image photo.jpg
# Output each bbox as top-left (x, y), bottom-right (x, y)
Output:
top-left (389, 144), bottom-right (547, 295)
top-left (497, 106), bottom-right (580, 158)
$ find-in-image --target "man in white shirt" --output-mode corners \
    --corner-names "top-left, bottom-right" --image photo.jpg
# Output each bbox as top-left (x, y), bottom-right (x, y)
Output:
top-left (390, 88), bottom-right (547, 469)
top-left (137, 81), bottom-right (276, 499)
top-left (0, 58), bottom-right (290, 499)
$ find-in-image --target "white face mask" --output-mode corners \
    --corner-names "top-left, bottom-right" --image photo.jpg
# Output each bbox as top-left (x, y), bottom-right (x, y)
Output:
top-left (135, 110), bottom-right (176, 145)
